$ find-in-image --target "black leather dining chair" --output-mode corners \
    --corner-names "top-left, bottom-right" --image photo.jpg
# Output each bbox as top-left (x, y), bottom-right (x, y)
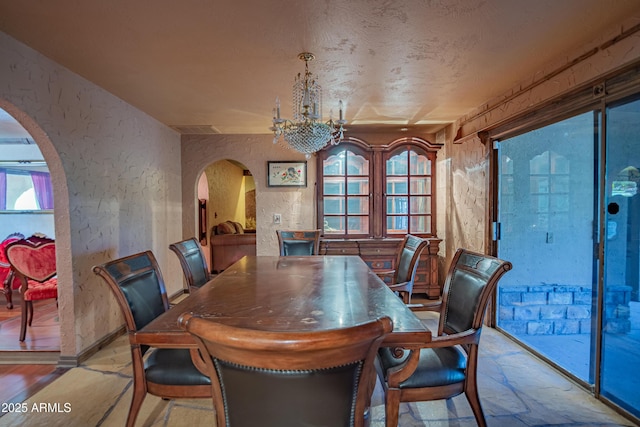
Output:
top-left (179, 312), bottom-right (392, 427)
top-left (93, 251), bottom-right (211, 427)
top-left (169, 237), bottom-right (212, 292)
top-left (376, 234), bottom-right (428, 304)
top-left (376, 248), bottom-right (512, 427)
top-left (276, 229), bottom-right (321, 256)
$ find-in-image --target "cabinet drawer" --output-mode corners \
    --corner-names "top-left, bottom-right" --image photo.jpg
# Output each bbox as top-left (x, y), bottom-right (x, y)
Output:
top-left (323, 247), bottom-right (360, 255)
top-left (367, 260), bottom-right (393, 270)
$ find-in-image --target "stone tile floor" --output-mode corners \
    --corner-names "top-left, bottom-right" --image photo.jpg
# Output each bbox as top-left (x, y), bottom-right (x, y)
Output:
top-left (0, 311), bottom-right (637, 426)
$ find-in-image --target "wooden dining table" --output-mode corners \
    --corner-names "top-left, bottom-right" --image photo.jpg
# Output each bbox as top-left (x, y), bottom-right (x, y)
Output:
top-left (133, 255), bottom-right (431, 348)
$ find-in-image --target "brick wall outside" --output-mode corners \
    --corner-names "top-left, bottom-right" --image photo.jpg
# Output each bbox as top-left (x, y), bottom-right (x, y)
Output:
top-left (499, 284), bottom-right (631, 335)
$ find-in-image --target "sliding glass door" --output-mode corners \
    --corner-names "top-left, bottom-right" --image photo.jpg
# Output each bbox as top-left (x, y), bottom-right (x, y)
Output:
top-left (601, 96), bottom-right (640, 414)
top-left (496, 112), bottom-right (598, 383)
top-left (495, 95), bottom-right (640, 419)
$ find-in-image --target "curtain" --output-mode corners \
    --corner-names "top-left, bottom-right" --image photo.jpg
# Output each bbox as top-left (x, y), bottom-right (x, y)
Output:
top-left (0, 169), bottom-right (6, 210)
top-left (31, 171), bottom-right (54, 210)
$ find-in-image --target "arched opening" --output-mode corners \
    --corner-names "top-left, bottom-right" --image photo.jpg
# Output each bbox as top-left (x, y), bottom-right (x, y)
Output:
top-left (200, 159), bottom-right (256, 273)
top-left (0, 105), bottom-right (69, 361)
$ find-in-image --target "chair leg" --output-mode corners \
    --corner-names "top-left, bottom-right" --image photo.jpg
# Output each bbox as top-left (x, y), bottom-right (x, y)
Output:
top-left (465, 387), bottom-right (487, 427)
top-left (126, 383), bottom-right (147, 427)
top-left (385, 388), bottom-right (401, 427)
top-left (19, 300), bottom-right (30, 341)
top-left (3, 271), bottom-right (14, 309)
top-left (397, 290), bottom-right (411, 304)
top-left (402, 291), bottom-right (411, 304)
top-left (27, 300), bottom-right (34, 326)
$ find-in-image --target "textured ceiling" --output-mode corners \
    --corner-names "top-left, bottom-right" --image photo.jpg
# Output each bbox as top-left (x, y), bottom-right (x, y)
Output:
top-left (1, 0), bottom-right (640, 137)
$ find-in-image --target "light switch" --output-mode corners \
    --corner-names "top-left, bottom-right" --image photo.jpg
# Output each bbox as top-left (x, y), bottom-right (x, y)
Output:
top-left (273, 213), bottom-right (281, 224)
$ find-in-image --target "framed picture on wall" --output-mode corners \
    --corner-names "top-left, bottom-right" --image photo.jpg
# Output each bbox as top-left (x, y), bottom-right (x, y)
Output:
top-left (267, 161), bottom-right (307, 187)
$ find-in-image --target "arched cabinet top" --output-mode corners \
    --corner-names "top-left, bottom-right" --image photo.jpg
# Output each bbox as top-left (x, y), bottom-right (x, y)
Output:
top-left (318, 136), bottom-right (442, 157)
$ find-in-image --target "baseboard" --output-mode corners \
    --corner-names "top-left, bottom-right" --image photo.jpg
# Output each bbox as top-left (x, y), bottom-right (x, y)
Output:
top-left (169, 288), bottom-right (188, 301)
top-left (57, 325), bottom-right (126, 368)
top-left (0, 351), bottom-right (59, 365)
top-left (63, 292), bottom-right (188, 367)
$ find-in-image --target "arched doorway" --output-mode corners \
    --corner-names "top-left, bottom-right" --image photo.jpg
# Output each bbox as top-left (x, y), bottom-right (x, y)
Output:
top-left (199, 159), bottom-right (256, 273)
top-left (0, 104), bottom-right (71, 362)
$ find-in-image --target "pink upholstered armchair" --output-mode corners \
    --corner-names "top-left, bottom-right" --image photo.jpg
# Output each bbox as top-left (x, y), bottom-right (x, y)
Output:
top-left (5, 235), bottom-right (58, 341)
top-left (0, 232), bottom-right (25, 309)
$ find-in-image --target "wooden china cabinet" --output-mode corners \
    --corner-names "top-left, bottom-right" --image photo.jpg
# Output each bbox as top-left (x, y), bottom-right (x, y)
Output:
top-left (316, 136), bottom-right (443, 299)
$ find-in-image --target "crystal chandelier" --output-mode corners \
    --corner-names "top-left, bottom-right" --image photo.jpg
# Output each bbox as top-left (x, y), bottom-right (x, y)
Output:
top-left (271, 52), bottom-right (346, 158)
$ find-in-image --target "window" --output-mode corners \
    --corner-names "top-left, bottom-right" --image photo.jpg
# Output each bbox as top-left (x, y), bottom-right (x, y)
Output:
top-left (385, 146), bottom-right (434, 235)
top-left (317, 137), bottom-right (440, 238)
top-left (0, 163), bottom-right (53, 211)
top-left (321, 143), bottom-right (372, 237)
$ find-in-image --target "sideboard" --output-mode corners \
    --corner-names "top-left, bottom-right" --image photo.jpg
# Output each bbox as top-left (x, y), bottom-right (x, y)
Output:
top-left (319, 238), bottom-right (442, 299)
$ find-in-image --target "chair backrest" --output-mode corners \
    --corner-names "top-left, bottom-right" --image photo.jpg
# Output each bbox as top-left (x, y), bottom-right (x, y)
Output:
top-left (393, 234), bottom-right (428, 285)
top-left (0, 233), bottom-right (25, 268)
top-left (0, 233), bottom-right (25, 287)
top-left (169, 237), bottom-right (210, 289)
top-left (5, 235), bottom-right (57, 283)
top-left (276, 229), bottom-right (321, 256)
top-left (93, 251), bottom-right (170, 334)
top-left (439, 249), bottom-right (512, 338)
top-left (179, 313), bottom-right (392, 427)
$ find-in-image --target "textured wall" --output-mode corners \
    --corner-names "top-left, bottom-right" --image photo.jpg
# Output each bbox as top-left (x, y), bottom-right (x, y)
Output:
top-left (0, 32), bottom-right (183, 357)
top-left (442, 137), bottom-right (489, 256)
top-left (205, 160), bottom-right (246, 228)
top-left (181, 135), bottom-right (316, 255)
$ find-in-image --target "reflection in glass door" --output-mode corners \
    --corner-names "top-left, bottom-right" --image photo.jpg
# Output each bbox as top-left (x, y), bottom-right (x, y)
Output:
top-left (496, 112), bottom-right (598, 383)
top-left (601, 97), bottom-right (640, 415)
